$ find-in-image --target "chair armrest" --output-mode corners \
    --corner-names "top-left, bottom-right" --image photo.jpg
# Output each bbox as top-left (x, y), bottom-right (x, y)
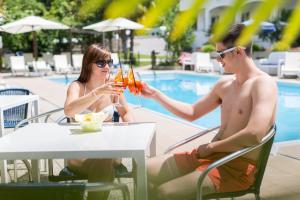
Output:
top-left (164, 126), bottom-right (220, 154)
top-left (15, 108), bottom-right (64, 130)
top-left (196, 125), bottom-right (276, 200)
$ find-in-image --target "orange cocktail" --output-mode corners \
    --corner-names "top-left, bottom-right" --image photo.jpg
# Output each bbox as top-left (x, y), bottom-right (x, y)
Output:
top-left (114, 68), bottom-right (127, 89)
top-left (127, 68), bottom-right (142, 95)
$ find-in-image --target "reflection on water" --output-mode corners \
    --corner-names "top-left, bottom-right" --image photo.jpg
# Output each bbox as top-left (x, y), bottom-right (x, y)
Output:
top-left (283, 95), bottom-right (300, 108)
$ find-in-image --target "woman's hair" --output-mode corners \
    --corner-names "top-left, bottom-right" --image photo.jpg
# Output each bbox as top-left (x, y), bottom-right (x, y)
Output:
top-left (77, 43), bottom-right (111, 83)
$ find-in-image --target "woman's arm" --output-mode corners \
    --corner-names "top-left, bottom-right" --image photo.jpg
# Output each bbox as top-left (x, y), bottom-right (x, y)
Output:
top-left (64, 82), bottom-right (121, 117)
top-left (116, 94), bottom-right (134, 122)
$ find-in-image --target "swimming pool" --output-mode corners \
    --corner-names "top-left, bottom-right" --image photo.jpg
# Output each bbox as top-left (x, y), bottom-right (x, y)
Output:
top-left (49, 72), bottom-right (300, 142)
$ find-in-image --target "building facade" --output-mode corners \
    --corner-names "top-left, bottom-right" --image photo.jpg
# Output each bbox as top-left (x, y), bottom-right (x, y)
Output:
top-left (180, 0), bottom-right (297, 49)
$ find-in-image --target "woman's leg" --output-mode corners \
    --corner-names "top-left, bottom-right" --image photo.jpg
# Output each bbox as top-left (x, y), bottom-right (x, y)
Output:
top-left (68, 159), bottom-right (115, 200)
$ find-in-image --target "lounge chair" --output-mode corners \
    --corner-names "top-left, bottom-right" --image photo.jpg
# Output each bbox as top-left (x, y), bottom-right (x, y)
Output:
top-left (10, 56), bottom-right (29, 76)
top-left (111, 53), bottom-right (121, 68)
top-left (32, 60), bottom-right (52, 75)
top-left (192, 52), bottom-right (213, 72)
top-left (0, 182), bottom-right (130, 200)
top-left (278, 52), bottom-right (300, 78)
top-left (258, 52), bottom-right (286, 76)
top-left (3, 53), bottom-right (14, 69)
top-left (53, 55), bottom-right (73, 73)
top-left (42, 52), bottom-right (54, 69)
top-left (180, 52), bottom-right (193, 70)
top-left (72, 53), bottom-right (83, 72)
top-left (164, 125), bottom-right (276, 200)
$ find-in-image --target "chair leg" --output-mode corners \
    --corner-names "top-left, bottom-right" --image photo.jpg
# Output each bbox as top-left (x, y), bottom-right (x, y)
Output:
top-left (255, 193), bottom-right (261, 200)
top-left (13, 160), bottom-right (17, 182)
top-left (22, 159), bottom-right (32, 182)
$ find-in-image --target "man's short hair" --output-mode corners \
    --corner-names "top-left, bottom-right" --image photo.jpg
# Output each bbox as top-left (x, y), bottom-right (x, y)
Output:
top-left (221, 24), bottom-right (252, 56)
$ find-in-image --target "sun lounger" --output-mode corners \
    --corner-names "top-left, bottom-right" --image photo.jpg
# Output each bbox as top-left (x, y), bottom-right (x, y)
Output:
top-left (10, 56), bottom-right (29, 76)
top-left (72, 53), bottom-right (83, 72)
top-left (32, 60), bottom-right (52, 75)
top-left (192, 52), bottom-right (213, 72)
top-left (258, 52), bottom-right (286, 75)
top-left (278, 52), bottom-right (300, 78)
top-left (53, 55), bottom-right (73, 73)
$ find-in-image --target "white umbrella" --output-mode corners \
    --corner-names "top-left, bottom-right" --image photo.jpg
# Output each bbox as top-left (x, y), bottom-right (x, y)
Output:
top-left (83, 17), bottom-right (144, 48)
top-left (0, 16), bottom-right (69, 59)
top-left (83, 17), bottom-right (144, 32)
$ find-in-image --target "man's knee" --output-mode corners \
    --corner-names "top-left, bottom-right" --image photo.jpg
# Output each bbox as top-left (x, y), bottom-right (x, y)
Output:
top-left (156, 185), bottom-right (175, 200)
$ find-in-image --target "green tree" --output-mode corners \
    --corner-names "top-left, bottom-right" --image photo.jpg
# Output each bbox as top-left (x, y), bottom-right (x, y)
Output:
top-left (160, 4), bottom-right (195, 64)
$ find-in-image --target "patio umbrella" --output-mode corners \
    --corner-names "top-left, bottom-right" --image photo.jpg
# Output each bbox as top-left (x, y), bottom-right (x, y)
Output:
top-left (242, 20), bottom-right (276, 33)
top-left (0, 16), bottom-right (69, 60)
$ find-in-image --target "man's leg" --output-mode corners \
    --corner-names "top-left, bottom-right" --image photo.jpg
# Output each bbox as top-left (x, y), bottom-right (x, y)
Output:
top-left (156, 170), bottom-right (215, 200)
top-left (147, 154), bottom-right (184, 199)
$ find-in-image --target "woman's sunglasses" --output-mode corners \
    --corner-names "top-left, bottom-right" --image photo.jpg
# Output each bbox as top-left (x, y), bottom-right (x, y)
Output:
top-left (95, 59), bottom-right (114, 68)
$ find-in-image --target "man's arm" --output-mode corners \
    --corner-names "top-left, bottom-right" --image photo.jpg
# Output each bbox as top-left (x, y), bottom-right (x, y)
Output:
top-left (141, 80), bottom-right (222, 121)
top-left (205, 77), bottom-right (277, 154)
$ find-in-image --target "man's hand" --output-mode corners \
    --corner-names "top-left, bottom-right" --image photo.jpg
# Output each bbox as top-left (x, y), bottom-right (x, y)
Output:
top-left (197, 143), bottom-right (213, 158)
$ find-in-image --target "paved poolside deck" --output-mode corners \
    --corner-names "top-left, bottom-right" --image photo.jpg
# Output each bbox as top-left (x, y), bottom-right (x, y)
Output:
top-left (1, 71), bottom-right (300, 199)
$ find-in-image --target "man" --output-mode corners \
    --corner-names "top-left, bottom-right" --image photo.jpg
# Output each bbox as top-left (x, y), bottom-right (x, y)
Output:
top-left (140, 24), bottom-right (277, 200)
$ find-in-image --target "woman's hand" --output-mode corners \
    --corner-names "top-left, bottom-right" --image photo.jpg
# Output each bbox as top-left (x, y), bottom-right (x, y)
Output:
top-left (94, 82), bottom-right (123, 97)
top-left (140, 82), bottom-right (158, 99)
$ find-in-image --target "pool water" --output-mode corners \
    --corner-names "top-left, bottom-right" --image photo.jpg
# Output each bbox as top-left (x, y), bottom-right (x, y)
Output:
top-left (49, 72), bottom-right (300, 142)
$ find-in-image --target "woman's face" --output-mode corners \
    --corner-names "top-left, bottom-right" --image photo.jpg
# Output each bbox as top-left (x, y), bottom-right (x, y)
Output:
top-left (91, 56), bottom-right (112, 81)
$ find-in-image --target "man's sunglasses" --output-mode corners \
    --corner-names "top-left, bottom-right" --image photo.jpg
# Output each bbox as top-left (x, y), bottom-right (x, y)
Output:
top-left (216, 46), bottom-right (245, 59)
top-left (95, 59), bottom-right (114, 68)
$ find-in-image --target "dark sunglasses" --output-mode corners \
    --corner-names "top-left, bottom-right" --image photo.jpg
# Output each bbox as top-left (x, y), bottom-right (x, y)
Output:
top-left (95, 59), bottom-right (114, 68)
top-left (216, 46), bottom-right (246, 59)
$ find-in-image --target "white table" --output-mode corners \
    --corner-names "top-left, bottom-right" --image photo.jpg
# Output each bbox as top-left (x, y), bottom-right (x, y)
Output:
top-left (0, 95), bottom-right (39, 137)
top-left (0, 122), bottom-right (156, 200)
top-left (0, 95), bottom-right (39, 182)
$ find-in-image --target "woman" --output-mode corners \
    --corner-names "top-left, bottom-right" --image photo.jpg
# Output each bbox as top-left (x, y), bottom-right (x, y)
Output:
top-left (64, 43), bottom-right (134, 200)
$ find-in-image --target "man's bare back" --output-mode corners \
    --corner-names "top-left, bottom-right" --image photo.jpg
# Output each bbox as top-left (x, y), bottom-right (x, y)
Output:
top-left (212, 73), bottom-right (277, 160)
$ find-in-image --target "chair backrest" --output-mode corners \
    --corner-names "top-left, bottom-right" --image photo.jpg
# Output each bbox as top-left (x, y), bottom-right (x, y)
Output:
top-left (0, 182), bottom-right (85, 200)
top-left (4, 53), bottom-right (15, 68)
top-left (267, 52), bottom-right (286, 64)
top-left (251, 124), bottom-right (276, 193)
top-left (23, 53), bottom-right (34, 63)
top-left (0, 88), bottom-right (30, 128)
top-left (42, 52), bottom-right (54, 66)
top-left (10, 56), bottom-right (27, 72)
top-left (54, 55), bottom-right (71, 72)
top-left (192, 52), bottom-right (212, 71)
top-left (72, 54), bottom-right (83, 69)
top-left (62, 52), bottom-right (72, 65)
top-left (284, 52), bottom-right (300, 69)
top-left (111, 53), bottom-right (120, 67)
top-left (32, 60), bottom-right (49, 71)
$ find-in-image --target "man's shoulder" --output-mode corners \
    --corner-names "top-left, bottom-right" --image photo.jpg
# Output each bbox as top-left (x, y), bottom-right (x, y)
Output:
top-left (251, 74), bottom-right (277, 93)
top-left (216, 75), bottom-right (235, 86)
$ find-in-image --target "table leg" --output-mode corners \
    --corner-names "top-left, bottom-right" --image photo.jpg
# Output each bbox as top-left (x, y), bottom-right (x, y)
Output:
top-left (33, 99), bottom-right (39, 123)
top-left (0, 109), bottom-right (4, 137)
top-left (31, 160), bottom-right (40, 182)
top-left (0, 160), bottom-right (9, 183)
top-left (135, 154), bottom-right (147, 200)
top-left (149, 131), bottom-right (156, 158)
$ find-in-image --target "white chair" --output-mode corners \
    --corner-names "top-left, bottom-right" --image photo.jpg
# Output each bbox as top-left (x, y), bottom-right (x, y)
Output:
top-left (53, 55), bottom-right (72, 73)
top-left (258, 52), bottom-right (286, 75)
top-left (180, 52), bottom-right (193, 70)
top-left (278, 52), bottom-right (300, 78)
top-left (192, 52), bottom-right (213, 72)
top-left (32, 60), bottom-right (52, 75)
top-left (42, 52), bottom-right (54, 67)
top-left (72, 53), bottom-right (83, 72)
top-left (3, 53), bottom-right (14, 69)
top-left (10, 56), bottom-right (29, 76)
top-left (111, 53), bottom-right (120, 68)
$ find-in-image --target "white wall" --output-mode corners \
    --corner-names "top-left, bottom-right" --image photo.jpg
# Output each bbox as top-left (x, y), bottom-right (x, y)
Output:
top-left (133, 36), bottom-right (167, 56)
